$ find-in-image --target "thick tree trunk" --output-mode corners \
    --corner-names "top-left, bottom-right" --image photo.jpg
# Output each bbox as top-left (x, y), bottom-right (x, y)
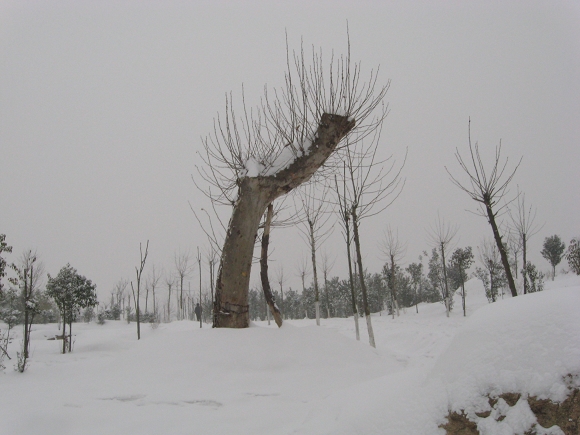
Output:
top-left (260, 204), bottom-right (282, 327)
top-left (213, 113), bottom-right (355, 328)
top-left (485, 203), bottom-right (518, 297)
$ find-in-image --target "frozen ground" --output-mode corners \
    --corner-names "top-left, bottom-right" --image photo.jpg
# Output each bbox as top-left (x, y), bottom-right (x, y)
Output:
top-left (1, 275), bottom-right (578, 435)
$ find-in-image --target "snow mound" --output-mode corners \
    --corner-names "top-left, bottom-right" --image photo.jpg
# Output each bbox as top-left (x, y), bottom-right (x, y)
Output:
top-left (430, 285), bottom-right (580, 432)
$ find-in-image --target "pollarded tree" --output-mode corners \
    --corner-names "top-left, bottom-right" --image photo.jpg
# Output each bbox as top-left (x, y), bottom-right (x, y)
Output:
top-left (46, 263), bottom-right (97, 353)
top-left (447, 119), bottom-right (521, 297)
top-left (541, 235), bottom-right (565, 281)
top-left (198, 38), bottom-right (388, 328)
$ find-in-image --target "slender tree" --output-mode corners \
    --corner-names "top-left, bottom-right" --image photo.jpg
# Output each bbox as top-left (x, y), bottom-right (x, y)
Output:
top-left (380, 226), bottom-right (406, 317)
top-left (508, 188), bottom-right (542, 293)
top-left (447, 119), bottom-right (521, 297)
top-left (427, 215), bottom-right (458, 317)
top-left (131, 241), bottom-right (149, 340)
top-left (541, 235), bottom-right (565, 280)
top-left (296, 182), bottom-right (333, 326)
top-left (334, 168), bottom-right (360, 340)
top-left (296, 256), bottom-right (310, 320)
top-left (174, 251), bottom-right (194, 320)
top-left (340, 130), bottom-right (406, 347)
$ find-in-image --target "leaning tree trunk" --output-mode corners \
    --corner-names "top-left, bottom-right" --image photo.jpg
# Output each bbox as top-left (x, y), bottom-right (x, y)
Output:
top-left (260, 204), bottom-right (283, 327)
top-left (485, 202), bottom-right (518, 297)
top-left (213, 114), bottom-right (355, 328)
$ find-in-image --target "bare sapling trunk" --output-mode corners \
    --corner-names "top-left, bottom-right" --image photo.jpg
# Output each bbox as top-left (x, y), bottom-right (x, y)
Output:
top-left (309, 222), bottom-right (321, 326)
top-left (390, 255), bottom-right (399, 317)
top-left (347, 239), bottom-right (360, 340)
top-left (260, 204), bottom-right (283, 327)
top-left (352, 210), bottom-right (376, 348)
top-left (485, 202), bottom-right (517, 297)
top-left (441, 243), bottom-right (450, 318)
top-left (213, 114), bottom-right (355, 328)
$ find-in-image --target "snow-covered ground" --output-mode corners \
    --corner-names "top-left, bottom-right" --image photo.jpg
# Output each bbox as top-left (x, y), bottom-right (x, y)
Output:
top-left (1, 275), bottom-right (579, 435)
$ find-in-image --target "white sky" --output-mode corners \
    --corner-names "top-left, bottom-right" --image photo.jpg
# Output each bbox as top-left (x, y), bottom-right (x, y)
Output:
top-left (1, 0), bottom-right (579, 300)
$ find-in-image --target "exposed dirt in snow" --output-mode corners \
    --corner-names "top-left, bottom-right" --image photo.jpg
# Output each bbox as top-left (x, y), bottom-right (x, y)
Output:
top-left (440, 385), bottom-right (580, 435)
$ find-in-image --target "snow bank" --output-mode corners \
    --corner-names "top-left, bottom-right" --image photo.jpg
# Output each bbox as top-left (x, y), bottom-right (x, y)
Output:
top-left (430, 284), bottom-right (580, 433)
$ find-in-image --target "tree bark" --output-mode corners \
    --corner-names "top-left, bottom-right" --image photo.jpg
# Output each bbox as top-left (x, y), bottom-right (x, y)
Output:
top-left (485, 203), bottom-right (518, 297)
top-left (260, 204), bottom-right (282, 327)
top-left (213, 113), bottom-right (355, 328)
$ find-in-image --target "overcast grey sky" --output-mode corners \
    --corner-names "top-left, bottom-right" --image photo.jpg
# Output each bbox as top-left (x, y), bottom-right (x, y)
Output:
top-left (2, 0), bottom-right (579, 300)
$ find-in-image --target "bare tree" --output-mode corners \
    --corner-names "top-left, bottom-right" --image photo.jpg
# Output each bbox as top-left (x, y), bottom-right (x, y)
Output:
top-left (296, 182), bottom-right (333, 326)
top-left (427, 215), bottom-right (458, 318)
top-left (197, 247), bottom-right (203, 328)
top-left (447, 119), bottom-right (521, 297)
top-left (380, 226), bottom-right (406, 318)
top-left (147, 265), bottom-right (162, 319)
top-left (508, 188), bottom-right (542, 293)
top-left (320, 252), bottom-right (335, 319)
top-left (339, 130), bottom-right (406, 348)
top-left (295, 255), bottom-right (310, 319)
top-left (196, 37), bottom-right (388, 328)
top-left (164, 274), bottom-right (175, 322)
top-left (275, 265), bottom-right (287, 319)
top-left (131, 241), bottom-right (149, 340)
top-left (174, 251), bottom-right (194, 320)
top-left (334, 168), bottom-right (360, 340)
